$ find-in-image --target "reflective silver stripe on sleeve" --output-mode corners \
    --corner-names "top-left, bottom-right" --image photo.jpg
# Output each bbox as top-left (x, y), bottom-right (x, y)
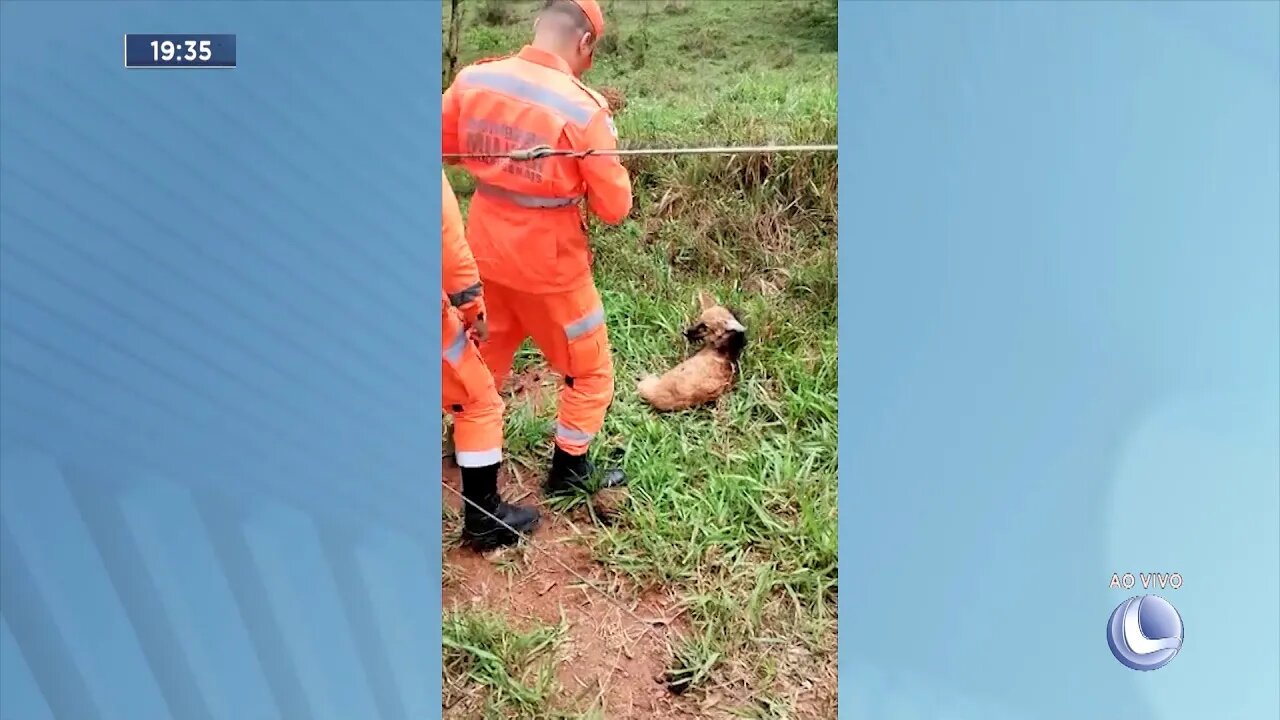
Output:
top-left (448, 282), bottom-right (482, 307)
top-left (555, 422), bottom-right (594, 444)
top-left (564, 307), bottom-right (605, 341)
top-left (474, 182), bottom-right (581, 209)
top-left (457, 69), bottom-right (595, 126)
top-left (444, 327), bottom-right (468, 364)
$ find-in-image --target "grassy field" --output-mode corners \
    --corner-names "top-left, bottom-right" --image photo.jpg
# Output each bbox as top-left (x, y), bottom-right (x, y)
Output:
top-left (442, 1), bottom-right (837, 717)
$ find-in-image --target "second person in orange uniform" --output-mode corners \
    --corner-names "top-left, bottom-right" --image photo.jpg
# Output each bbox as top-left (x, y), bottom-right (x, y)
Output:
top-left (442, 0), bottom-right (632, 496)
top-left (442, 170), bottom-right (539, 549)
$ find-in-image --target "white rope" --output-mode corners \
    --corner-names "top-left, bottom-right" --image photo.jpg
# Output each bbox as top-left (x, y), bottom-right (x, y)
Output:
top-left (443, 143), bottom-right (838, 162)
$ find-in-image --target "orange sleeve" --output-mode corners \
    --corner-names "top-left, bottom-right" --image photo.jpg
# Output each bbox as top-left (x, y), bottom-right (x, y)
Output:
top-left (442, 84), bottom-right (462, 166)
top-left (570, 108), bottom-right (632, 225)
top-left (441, 172), bottom-right (485, 324)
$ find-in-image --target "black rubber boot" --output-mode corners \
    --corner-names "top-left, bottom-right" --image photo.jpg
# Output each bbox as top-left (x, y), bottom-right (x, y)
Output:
top-left (543, 446), bottom-right (627, 497)
top-left (460, 463), bottom-right (539, 551)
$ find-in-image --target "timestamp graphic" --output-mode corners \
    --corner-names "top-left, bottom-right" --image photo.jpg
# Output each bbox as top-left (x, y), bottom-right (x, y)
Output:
top-left (124, 34), bottom-right (236, 69)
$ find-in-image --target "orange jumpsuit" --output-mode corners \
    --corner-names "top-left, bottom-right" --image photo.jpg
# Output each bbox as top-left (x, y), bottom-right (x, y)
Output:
top-left (441, 170), bottom-right (505, 469)
top-left (442, 36), bottom-right (632, 458)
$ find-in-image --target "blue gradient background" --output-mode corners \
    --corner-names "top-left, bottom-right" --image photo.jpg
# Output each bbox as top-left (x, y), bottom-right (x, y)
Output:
top-left (3, 1), bottom-right (1277, 719)
top-left (839, 2), bottom-right (1279, 719)
top-left (1, 3), bottom-right (442, 720)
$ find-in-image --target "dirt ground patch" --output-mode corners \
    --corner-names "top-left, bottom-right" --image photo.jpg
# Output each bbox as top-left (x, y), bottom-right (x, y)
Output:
top-left (504, 365), bottom-right (555, 406)
top-left (441, 462), bottom-right (699, 719)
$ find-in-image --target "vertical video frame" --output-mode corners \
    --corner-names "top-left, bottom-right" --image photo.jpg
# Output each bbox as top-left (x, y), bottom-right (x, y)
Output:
top-left (438, 1), bottom-right (839, 717)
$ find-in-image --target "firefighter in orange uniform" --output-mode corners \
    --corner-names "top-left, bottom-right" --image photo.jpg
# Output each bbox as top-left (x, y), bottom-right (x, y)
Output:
top-left (442, 170), bottom-right (539, 549)
top-left (442, 0), bottom-right (632, 497)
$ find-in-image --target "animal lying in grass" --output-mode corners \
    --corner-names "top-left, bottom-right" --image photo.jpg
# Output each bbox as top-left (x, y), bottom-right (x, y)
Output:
top-left (637, 292), bottom-right (747, 412)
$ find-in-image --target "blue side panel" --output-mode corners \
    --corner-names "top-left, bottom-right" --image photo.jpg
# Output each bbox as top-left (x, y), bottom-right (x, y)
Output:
top-left (0, 2), bottom-right (444, 719)
top-left (0, 453), bottom-right (170, 720)
top-left (352, 528), bottom-right (439, 720)
top-left (0, 615), bottom-right (56, 720)
top-left (116, 479), bottom-right (282, 720)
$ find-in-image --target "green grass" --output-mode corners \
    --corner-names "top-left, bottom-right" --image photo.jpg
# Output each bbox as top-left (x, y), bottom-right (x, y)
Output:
top-left (443, 1), bottom-right (837, 716)
top-left (442, 610), bottom-right (579, 719)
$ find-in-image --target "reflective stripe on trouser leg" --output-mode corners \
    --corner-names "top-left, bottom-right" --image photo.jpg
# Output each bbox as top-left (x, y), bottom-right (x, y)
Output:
top-left (554, 305), bottom-right (613, 456)
top-left (443, 310), bottom-right (505, 468)
top-left (555, 423), bottom-right (595, 450)
top-left (446, 385), bottom-right (504, 467)
top-left (565, 307), bottom-right (605, 342)
top-left (455, 447), bottom-right (502, 468)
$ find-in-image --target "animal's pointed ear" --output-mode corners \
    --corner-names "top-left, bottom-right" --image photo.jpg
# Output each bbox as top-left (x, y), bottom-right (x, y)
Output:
top-left (696, 290), bottom-right (716, 312)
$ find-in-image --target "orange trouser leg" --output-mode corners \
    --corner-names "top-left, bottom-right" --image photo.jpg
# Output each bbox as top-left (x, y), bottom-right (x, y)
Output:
top-left (475, 282), bottom-right (528, 393)
top-left (443, 309), bottom-right (504, 468)
top-left (482, 281), bottom-right (613, 457)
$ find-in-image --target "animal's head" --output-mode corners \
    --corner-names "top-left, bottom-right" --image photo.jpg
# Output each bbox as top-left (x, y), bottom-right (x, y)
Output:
top-left (683, 291), bottom-right (747, 359)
